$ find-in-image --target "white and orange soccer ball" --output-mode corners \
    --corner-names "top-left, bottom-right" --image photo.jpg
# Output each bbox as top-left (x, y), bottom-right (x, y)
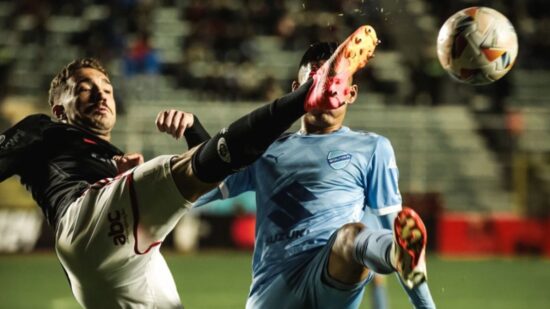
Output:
top-left (437, 7), bottom-right (518, 85)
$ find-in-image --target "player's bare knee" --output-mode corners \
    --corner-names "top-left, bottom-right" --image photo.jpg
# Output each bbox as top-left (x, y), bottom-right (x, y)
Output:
top-left (332, 222), bottom-right (366, 263)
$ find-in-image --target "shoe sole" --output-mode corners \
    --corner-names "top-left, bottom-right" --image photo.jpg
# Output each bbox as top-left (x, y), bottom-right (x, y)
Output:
top-left (334, 25), bottom-right (380, 76)
top-left (305, 25), bottom-right (380, 111)
top-left (394, 207), bottom-right (427, 275)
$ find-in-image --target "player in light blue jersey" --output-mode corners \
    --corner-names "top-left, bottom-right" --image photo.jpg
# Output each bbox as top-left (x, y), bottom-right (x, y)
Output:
top-left (195, 42), bottom-right (435, 309)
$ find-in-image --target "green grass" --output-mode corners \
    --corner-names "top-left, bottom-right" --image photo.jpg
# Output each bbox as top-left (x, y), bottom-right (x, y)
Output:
top-left (0, 252), bottom-right (549, 308)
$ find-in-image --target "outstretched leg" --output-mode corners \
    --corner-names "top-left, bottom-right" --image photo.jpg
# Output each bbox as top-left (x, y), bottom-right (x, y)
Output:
top-left (173, 25), bottom-right (380, 202)
top-left (326, 208), bottom-right (428, 289)
top-left (170, 79), bottom-right (312, 202)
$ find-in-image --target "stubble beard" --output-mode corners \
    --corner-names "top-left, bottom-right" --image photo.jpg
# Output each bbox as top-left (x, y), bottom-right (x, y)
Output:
top-left (74, 113), bottom-right (115, 138)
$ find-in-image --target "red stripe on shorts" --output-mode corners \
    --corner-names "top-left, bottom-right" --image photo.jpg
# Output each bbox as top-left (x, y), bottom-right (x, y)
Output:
top-left (127, 173), bottom-right (162, 255)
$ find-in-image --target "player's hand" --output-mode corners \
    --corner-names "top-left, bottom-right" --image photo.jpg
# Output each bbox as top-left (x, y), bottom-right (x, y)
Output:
top-left (155, 109), bottom-right (194, 139)
top-left (113, 153), bottom-right (144, 173)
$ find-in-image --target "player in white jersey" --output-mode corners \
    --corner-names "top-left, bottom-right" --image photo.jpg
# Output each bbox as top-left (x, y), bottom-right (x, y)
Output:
top-left (195, 42), bottom-right (436, 308)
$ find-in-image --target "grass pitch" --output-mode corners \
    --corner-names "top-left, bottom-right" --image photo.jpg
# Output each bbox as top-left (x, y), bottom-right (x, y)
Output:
top-left (0, 251), bottom-right (548, 308)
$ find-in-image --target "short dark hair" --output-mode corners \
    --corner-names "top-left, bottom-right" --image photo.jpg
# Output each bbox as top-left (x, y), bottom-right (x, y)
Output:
top-left (298, 42), bottom-right (338, 69)
top-left (48, 58), bottom-right (108, 107)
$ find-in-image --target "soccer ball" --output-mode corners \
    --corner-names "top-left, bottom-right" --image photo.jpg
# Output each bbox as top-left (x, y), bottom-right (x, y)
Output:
top-left (436, 7), bottom-right (518, 85)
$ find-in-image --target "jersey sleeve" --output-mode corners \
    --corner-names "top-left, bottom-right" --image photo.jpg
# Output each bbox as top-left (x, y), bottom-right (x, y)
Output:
top-left (193, 165), bottom-right (254, 208)
top-left (0, 114), bottom-right (48, 182)
top-left (364, 136), bottom-right (402, 216)
top-left (0, 145), bottom-right (18, 182)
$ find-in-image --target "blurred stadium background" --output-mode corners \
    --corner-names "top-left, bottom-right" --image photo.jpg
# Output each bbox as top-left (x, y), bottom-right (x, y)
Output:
top-left (0, 0), bottom-right (549, 308)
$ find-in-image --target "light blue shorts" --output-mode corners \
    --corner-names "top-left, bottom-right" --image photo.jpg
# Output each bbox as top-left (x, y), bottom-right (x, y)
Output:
top-left (246, 234), bottom-right (374, 309)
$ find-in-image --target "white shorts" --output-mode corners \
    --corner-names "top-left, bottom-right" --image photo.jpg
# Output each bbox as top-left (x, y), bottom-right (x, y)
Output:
top-left (55, 155), bottom-right (192, 309)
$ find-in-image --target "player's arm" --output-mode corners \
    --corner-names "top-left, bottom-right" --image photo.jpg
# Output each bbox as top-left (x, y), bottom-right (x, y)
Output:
top-left (193, 165), bottom-right (254, 208)
top-left (378, 212), bottom-right (395, 230)
top-left (364, 136), bottom-right (402, 217)
top-left (155, 109), bottom-right (210, 148)
top-left (154, 108), bottom-right (257, 206)
top-left (118, 109), bottom-right (207, 174)
top-left (0, 129), bottom-right (18, 182)
top-left (396, 278), bottom-right (436, 309)
top-left (183, 114), bottom-right (210, 148)
top-left (0, 114), bottom-right (48, 182)
top-left (0, 147), bottom-right (18, 182)
top-left (365, 136), bottom-right (436, 308)
top-left (113, 153), bottom-right (144, 173)
top-left (115, 109), bottom-right (202, 174)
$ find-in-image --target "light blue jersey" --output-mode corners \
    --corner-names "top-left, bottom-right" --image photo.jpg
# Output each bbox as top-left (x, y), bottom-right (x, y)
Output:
top-left (195, 126), bottom-right (402, 305)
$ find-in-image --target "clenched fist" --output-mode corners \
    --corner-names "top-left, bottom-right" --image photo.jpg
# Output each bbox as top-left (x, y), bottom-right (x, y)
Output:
top-left (113, 153), bottom-right (144, 173)
top-left (155, 110), bottom-right (195, 139)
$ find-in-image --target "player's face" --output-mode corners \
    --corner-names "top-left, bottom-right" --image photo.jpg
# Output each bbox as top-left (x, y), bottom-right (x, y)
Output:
top-left (293, 60), bottom-right (358, 134)
top-left (55, 68), bottom-right (116, 139)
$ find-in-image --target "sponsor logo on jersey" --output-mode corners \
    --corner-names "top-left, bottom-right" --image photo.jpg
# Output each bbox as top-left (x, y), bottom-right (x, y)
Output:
top-left (0, 135), bottom-right (5, 145)
top-left (265, 153), bottom-right (284, 163)
top-left (108, 210), bottom-right (129, 246)
top-left (268, 181), bottom-right (315, 229)
top-left (327, 150), bottom-right (352, 170)
top-left (266, 228), bottom-right (307, 245)
top-left (217, 136), bottom-right (231, 163)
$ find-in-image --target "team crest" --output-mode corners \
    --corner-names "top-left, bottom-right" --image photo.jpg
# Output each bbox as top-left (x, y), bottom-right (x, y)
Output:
top-left (217, 137), bottom-right (231, 163)
top-left (327, 150), bottom-right (352, 170)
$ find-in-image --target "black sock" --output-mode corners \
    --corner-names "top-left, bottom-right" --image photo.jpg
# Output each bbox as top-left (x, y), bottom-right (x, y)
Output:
top-left (191, 79), bottom-right (312, 183)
